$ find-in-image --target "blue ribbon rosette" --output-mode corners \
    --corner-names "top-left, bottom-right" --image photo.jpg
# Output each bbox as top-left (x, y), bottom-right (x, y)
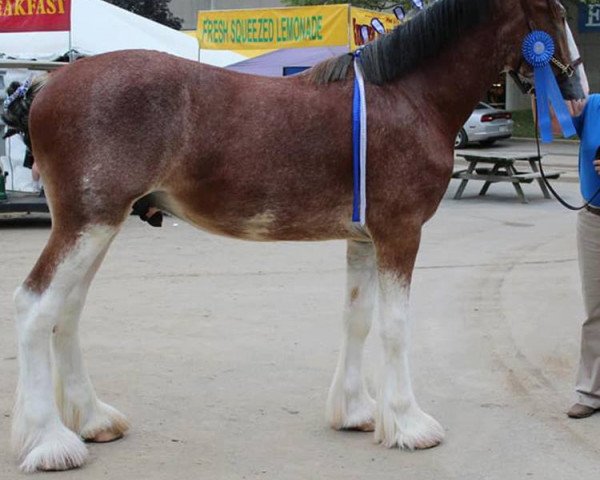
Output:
top-left (522, 30), bottom-right (576, 143)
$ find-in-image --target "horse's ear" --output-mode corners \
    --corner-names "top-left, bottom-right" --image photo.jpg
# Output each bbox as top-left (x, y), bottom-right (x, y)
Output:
top-left (550, 0), bottom-right (567, 17)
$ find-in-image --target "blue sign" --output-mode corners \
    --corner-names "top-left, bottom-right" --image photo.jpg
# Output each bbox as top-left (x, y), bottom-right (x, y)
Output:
top-left (282, 66), bottom-right (309, 76)
top-left (579, 3), bottom-right (600, 32)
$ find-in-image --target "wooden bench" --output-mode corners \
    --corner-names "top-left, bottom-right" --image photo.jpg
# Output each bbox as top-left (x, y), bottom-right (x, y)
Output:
top-left (452, 151), bottom-right (563, 203)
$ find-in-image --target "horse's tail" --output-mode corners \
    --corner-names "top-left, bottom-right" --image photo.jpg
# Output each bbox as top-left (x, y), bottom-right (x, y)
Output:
top-left (1, 74), bottom-right (49, 168)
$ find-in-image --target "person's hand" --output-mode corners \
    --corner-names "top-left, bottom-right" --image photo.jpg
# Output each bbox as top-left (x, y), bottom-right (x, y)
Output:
top-left (594, 159), bottom-right (600, 176)
top-left (567, 99), bottom-right (587, 117)
top-left (547, 98), bottom-right (588, 135)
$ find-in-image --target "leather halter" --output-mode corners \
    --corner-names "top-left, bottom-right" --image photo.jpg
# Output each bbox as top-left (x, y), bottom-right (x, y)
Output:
top-left (509, 0), bottom-right (578, 94)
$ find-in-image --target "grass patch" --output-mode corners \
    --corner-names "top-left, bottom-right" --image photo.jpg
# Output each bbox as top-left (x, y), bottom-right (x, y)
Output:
top-left (510, 108), bottom-right (579, 140)
top-left (511, 109), bottom-right (536, 138)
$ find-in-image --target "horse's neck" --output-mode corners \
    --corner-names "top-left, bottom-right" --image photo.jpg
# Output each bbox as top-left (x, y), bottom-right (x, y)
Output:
top-left (401, 1), bottom-right (525, 140)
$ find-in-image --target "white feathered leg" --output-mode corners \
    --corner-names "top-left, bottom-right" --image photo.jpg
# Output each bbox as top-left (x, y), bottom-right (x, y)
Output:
top-left (52, 268), bottom-right (129, 443)
top-left (12, 225), bottom-right (118, 472)
top-left (12, 287), bottom-right (88, 473)
top-left (327, 240), bottom-right (377, 431)
top-left (374, 271), bottom-right (444, 449)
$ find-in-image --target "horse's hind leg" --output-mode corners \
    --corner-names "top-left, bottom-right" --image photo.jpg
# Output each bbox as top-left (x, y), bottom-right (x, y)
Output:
top-left (12, 222), bottom-right (122, 472)
top-left (372, 224), bottom-right (445, 449)
top-left (52, 244), bottom-right (129, 444)
top-left (327, 240), bottom-right (377, 431)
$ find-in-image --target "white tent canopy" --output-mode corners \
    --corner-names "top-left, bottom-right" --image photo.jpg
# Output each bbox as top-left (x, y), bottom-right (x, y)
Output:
top-left (225, 46), bottom-right (348, 77)
top-left (1, 0), bottom-right (199, 194)
top-left (0, 0), bottom-right (199, 61)
top-left (198, 49), bottom-right (247, 68)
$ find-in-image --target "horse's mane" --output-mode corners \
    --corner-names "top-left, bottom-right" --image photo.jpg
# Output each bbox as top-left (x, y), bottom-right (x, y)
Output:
top-left (307, 0), bottom-right (494, 85)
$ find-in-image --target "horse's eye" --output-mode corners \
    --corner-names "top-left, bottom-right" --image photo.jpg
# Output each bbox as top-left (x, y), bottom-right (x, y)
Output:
top-left (555, 1), bottom-right (567, 18)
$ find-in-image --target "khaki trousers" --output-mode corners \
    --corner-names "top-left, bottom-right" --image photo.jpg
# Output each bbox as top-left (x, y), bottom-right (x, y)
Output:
top-left (576, 209), bottom-right (600, 408)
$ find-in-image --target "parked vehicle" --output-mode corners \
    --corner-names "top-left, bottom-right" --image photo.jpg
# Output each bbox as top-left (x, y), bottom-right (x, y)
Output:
top-left (455, 102), bottom-right (513, 148)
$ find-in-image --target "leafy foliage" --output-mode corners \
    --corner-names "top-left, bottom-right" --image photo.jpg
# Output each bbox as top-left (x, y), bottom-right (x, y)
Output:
top-left (283, 0), bottom-right (600, 11)
top-left (280, 0), bottom-right (433, 12)
top-left (104, 0), bottom-right (183, 30)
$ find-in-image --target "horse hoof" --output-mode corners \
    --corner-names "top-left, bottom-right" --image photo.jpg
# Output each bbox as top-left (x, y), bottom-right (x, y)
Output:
top-left (413, 436), bottom-right (443, 450)
top-left (375, 406), bottom-right (445, 450)
top-left (85, 430), bottom-right (124, 443)
top-left (346, 419), bottom-right (375, 432)
top-left (18, 427), bottom-right (88, 473)
top-left (326, 384), bottom-right (376, 433)
top-left (79, 401), bottom-right (129, 444)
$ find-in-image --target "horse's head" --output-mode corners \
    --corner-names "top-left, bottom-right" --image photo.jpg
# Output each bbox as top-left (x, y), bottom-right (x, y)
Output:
top-left (511, 0), bottom-right (588, 101)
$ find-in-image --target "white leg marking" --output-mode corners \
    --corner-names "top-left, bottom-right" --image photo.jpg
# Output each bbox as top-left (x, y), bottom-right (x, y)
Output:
top-left (374, 272), bottom-right (444, 449)
top-left (13, 226), bottom-right (117, 472)
top-left (53, 259), bottom-right (129, 442)
top-left (327, 241), bottom-right (377, 431)
top-left (12, 287), bottom-right (88, 473)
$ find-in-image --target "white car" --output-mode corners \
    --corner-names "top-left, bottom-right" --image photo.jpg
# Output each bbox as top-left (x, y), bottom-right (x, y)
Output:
top-left (455, 102), bottom-right (513, 148)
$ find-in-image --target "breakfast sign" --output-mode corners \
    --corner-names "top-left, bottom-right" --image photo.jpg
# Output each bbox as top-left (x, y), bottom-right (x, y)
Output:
top-left (0, 0), bottom-right (71, 32)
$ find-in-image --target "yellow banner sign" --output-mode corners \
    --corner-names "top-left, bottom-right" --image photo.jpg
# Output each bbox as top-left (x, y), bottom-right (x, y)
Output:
top-left (197, 4), bottom-right (349, 50)
top-left (350, 7), bottom-right (401, 51)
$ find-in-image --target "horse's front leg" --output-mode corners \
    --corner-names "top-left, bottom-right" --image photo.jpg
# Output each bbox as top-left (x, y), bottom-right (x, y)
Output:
top-left (373, 225), bottom-right (445, 449)
top-left (327, 240), bottom-right (377, 431)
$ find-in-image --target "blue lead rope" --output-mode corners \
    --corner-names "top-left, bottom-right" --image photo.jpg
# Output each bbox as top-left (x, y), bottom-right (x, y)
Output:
top-left (352, 53), bottom-right (367, 226)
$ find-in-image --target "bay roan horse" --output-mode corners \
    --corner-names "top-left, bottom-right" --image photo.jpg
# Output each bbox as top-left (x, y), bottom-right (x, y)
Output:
top-left (6, 0), bottom-right (585, 472)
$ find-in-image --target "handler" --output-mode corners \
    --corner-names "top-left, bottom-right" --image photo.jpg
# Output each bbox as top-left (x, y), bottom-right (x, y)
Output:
top-left (568, 92), bottom-right (600, 419)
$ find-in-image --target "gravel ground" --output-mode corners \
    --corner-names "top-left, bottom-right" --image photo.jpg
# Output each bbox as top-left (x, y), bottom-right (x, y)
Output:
top-left (1, 178), bottom-right (599, 479)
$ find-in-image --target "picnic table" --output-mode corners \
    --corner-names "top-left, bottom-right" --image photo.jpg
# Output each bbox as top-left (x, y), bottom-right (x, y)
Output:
top-left (451, 151), bottom-right (562, 203)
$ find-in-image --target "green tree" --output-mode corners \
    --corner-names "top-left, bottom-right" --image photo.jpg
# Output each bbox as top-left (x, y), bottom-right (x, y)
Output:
top-left (104, 0), bottom-right (183, 30)
top-left (283, 0), bottom-right (599, 10)
top-left (280, 0), bottom-right (432, 12)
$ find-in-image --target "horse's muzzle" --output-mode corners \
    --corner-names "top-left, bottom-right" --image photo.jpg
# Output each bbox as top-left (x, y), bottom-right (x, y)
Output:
top-left (558, 69), bottom-right (586, 101)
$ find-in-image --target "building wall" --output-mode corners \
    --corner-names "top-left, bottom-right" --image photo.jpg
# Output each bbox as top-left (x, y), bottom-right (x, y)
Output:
top-left (170, 0), bottom-right (286, 30)
top-left (568, 0), bottom-right (600, 93)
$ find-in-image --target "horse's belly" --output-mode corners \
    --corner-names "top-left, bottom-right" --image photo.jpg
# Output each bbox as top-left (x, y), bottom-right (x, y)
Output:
top-left (160, 193), bottom-right (359, 242)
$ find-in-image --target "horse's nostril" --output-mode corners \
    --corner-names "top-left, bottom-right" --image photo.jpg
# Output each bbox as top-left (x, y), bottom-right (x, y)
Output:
top-left (559, 72), bottom-right (585, 100)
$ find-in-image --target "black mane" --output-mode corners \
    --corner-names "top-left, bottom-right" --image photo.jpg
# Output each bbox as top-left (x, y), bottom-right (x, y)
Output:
top-left (308, 0), bottom-right (494, 85)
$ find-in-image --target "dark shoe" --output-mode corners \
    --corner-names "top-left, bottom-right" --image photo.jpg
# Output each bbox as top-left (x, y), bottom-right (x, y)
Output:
top-left (567, 403), bottom-right (598, 419)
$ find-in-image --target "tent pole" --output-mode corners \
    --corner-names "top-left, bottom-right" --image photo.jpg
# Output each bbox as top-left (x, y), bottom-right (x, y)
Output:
top-left (69, 28), bottom-right (73, 62)
top-left (68, 3), bottom-right (74, 63)
top-left (347, 4), bottom-right (352, 53)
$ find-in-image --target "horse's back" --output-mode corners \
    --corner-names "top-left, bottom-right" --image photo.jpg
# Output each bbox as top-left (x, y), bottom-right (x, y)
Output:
top-left (28, 50), bottom-right (359, 240)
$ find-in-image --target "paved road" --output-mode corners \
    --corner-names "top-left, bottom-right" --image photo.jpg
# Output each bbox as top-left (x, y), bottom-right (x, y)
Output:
top-left (1, 179), bottom-right (598, 479)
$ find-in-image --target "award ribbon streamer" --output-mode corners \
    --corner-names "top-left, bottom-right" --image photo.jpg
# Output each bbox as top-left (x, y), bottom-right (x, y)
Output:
top-left (522, 31), bottom-right (576, 143)
top-left (352, 52), bottom-right (367, 226)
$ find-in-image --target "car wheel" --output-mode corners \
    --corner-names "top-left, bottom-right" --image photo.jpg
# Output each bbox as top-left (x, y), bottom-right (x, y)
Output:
top-left (455, 128), bottom-right (467, 148)
top-left (479, 139), bottom-right (496, 147)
